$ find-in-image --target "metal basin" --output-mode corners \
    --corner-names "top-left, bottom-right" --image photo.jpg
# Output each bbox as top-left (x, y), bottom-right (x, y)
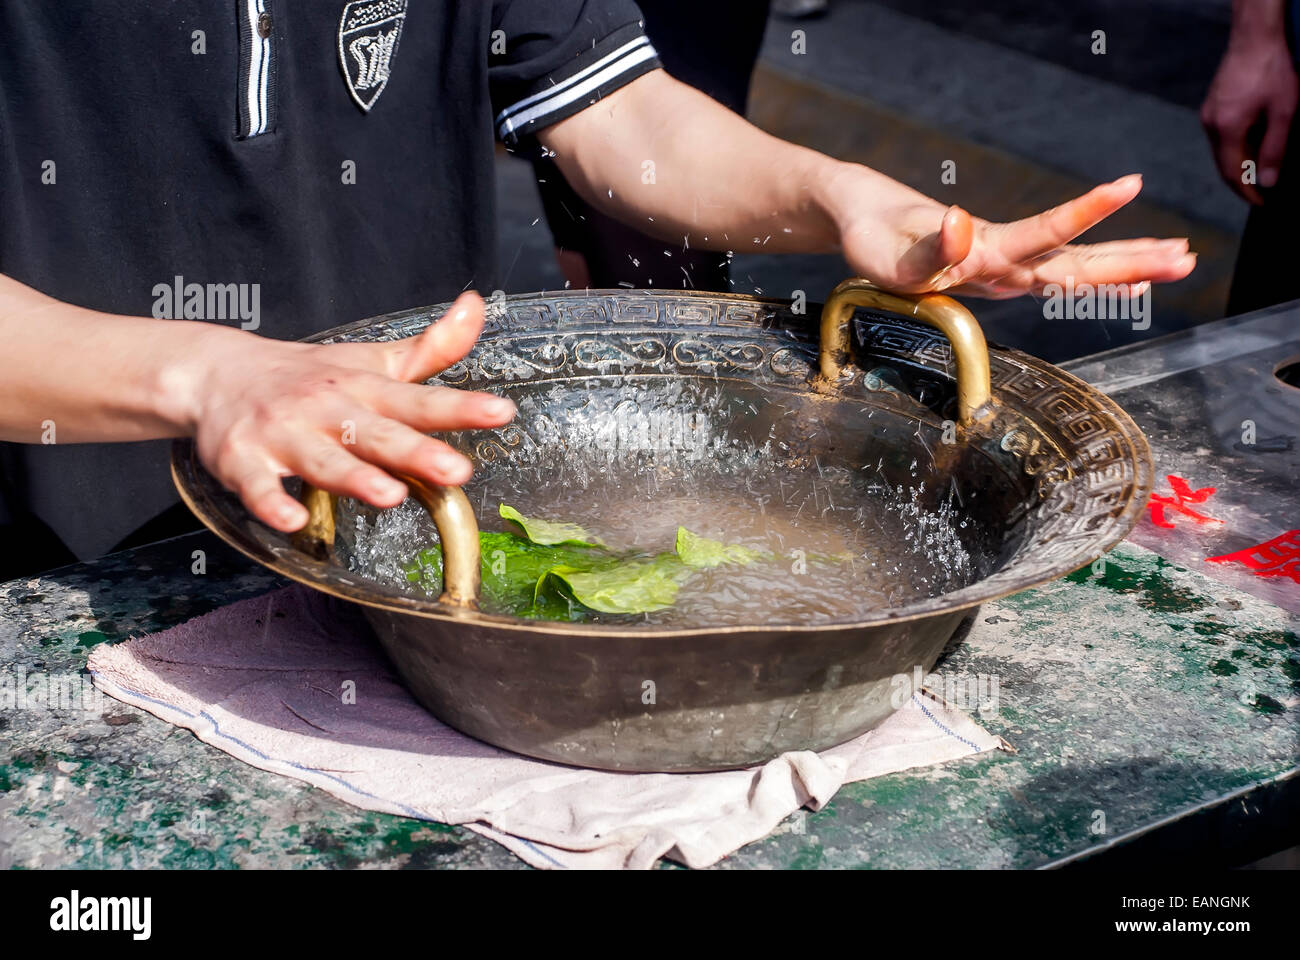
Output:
top-left (172, 281), bottom-right (1153, 771)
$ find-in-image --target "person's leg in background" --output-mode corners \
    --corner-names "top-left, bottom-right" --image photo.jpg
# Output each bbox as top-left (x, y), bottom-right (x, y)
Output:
top-left (532, 1), bottom-right (772, 291)
top-left (1226, 122), bottom-right (1299, 315)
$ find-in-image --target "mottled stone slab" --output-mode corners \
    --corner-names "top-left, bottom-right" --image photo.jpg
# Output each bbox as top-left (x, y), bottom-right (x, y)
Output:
top-left (2, 532), bottom-right (1294, 869)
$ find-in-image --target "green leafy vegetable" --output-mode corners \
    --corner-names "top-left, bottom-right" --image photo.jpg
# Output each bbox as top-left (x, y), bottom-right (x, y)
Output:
top-left (499, 503), bottom-right (603, 547)
top-left (404, 532), bottom-right (607, 621)
top-left (402, 504), bottom-right (774, 620)
top-left (537, 558), bottom-right (689, 614)
top-left (674, 527), bottom-right (764, 568)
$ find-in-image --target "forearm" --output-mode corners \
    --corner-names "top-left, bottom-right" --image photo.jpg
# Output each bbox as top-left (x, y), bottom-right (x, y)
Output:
top-left (0, 275), bottom-right (512, 530)
top-left (1229, 0), bottom-right (1286, 45)
top-left (541, 69), bottom-right (877, 255)
top-left (0, 273), bottom-right (237, 443)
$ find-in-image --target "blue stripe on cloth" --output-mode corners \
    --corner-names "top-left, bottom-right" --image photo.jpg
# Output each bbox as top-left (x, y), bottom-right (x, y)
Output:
top-left (911, 692), bottom-right (983, 754)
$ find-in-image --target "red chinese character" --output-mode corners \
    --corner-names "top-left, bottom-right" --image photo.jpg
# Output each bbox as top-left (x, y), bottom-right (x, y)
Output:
top-left (1146, 475), bottom-right (1222, 529)
top-left (1207, 530), bottom-right (1300, 585)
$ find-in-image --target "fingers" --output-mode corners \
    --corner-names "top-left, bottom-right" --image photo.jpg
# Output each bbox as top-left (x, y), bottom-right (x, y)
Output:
top-left (321, 290), bottom-right (488, 381)
top-left (1063, 237), bottom-right (1189, 257)
top-left (391, 290), bottom-right (487, 382)
top-left (204, 433), bottom-right (311, 532)
top-left (203, 403), bottom-right (483, 532)
top-left (1031, 244), bottom-right (1197, 288)
top-left (966, 243), bottom-right (1195, 298)
top-left (219, 450), bottom-right (309, 533)
top-left (890, 205), bottom-right (975, 291)
top-left (994, 175), bottom-right (1143, 263)
top-left (1203, 99), bottom-right (1265, 205)
top-left (1217, 137), bottom-right (1264, 206)
top-left (926, 206), bottom-right (973, 289)
top-left (945, 231), bottom-right (1194, 298)
top-left (268, 393), bottom-right (484, 506)
top-left (1259, 101), bottom-right (1297, 191)
top-left (195, 292), bottom-right (514, 534)
top-left (337, 414), bottom-right (474, 487)
top-left (283, 432), bottom-right (411, 507)
top-left (369, 381), bottom-right (515, 432)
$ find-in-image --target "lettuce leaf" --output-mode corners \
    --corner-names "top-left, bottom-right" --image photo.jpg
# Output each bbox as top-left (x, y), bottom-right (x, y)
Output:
top-left (404, 531), bottom-right (609, 621)
top-left (402, 505), bottom-right (771, 620)
top-left (536, 557), bottom-right (690, 614)
top-left (674, 527), bottom-right (764, 568)
top-left (499, 503), bottom-right (604, 547)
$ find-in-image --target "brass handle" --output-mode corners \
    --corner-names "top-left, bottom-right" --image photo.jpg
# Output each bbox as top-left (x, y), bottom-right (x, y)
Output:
top-left (291, 476), bottom-right (481, 610)
top-left (817, 278), bottom-right (994, 425)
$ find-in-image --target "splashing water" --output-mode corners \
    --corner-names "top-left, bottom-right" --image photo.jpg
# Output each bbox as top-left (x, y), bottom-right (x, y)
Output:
top-left (340, 377), bottom-right (993, 627)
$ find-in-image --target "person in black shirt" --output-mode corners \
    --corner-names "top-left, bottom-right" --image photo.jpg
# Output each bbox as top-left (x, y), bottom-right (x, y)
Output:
top-left (0, 1), bottom-right (1196, 575)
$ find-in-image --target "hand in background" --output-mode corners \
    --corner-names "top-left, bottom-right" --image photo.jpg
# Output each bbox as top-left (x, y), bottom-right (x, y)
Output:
top-left (1201, 0), bottom-right (1298, 205)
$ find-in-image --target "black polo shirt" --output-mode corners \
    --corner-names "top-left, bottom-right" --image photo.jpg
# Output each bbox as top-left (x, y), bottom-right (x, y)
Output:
top-left (0, 0), bottom-right (659, 568)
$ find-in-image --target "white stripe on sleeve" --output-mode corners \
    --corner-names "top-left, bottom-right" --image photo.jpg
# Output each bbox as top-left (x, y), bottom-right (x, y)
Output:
top-left (497, 42), bottom-right (657, 139)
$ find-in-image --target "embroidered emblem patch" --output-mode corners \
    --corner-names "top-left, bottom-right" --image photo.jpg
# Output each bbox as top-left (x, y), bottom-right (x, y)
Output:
top-left (338, 0), bottom-right (407, 112)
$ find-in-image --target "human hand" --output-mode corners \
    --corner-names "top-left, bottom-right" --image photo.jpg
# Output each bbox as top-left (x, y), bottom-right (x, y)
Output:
top-left (186, 291), bottom-right (512, 532)
top-left (1201, 12), bottom-right (1298, 205)
top-left (826, 169), bottom-right (1196, 298)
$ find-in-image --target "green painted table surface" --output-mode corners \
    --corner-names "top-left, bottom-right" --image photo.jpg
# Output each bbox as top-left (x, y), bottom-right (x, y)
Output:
top-left (1, 528), bottom-right (1296, 869)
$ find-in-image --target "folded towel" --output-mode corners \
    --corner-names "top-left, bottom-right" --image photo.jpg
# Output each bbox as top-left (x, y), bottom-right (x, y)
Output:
top-left (89, 586), bottom-right (1003, 869)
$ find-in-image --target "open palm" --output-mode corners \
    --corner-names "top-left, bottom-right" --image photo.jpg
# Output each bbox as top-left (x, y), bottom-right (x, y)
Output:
top-left (836, 174), bottom-right (1196, 299)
